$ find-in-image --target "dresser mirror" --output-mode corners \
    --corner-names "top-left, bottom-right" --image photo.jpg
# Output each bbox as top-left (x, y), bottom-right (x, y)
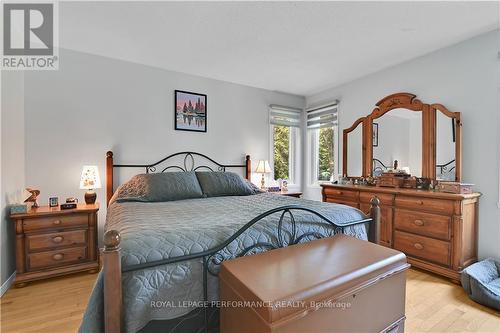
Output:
top-left (343, 118), bottom-right (364, 177)
top-left (434, 104), bottom-right (461, 181)
top-left (372, 108), bottom-right (423, 177)
top-left (342, 92), bottom-right (462, 182)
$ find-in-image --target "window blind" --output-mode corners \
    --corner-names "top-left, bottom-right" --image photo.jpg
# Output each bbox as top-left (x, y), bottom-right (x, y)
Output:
top-left (306, 101), bottom-right (338, 129)
top-left (269, 104), bottom-right (302, 128)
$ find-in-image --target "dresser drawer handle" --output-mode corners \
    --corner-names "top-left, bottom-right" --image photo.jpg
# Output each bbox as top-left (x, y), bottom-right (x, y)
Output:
top-left (414, 219), bottom-right (424, 226)
top-left (52, 236), bottom-right (64, 243)
top-left (417, 200), bottom-right (424, 205)
top-left (52, 253), bottom-right (64, 261)
top-left (53, 220), bottom-right (62, 225)
top-left (414, 243), bottom-right (424, 250)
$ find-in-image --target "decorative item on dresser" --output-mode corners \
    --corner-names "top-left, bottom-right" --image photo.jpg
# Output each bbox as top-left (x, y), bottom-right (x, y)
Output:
top-left (329, 92), bottom-right (480, 283)
top-left (10, 204), bottom-right (99, 287)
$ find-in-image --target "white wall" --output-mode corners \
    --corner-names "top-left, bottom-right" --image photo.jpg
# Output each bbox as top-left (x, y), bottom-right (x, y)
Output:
top-left (1, 71), bottom-right (25, 287)
top-left (22, 48), bottom-right (305, 243)
top-left (306, 30), bottom-right (500, 258)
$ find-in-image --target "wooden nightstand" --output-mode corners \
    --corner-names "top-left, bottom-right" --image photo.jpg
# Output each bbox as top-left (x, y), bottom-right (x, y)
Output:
top-left (270, 191), bottom-right (303, 198)
top-left (10, 204), bottom-right (99, 287)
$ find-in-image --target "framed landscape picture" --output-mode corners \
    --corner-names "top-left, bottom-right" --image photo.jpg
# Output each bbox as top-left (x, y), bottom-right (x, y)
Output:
top-left (175, 90), bottom-right (207, 132)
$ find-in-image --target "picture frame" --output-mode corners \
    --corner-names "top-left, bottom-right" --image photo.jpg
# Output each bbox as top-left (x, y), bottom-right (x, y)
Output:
top-left (372, 123), bottom-right (379, 147)
top-left (174, 90), bottom-right (207, 132)
top-left (49, 197), bottom-right (59, 207)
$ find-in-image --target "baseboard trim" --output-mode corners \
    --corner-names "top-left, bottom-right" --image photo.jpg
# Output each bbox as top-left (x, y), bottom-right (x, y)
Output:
top-left (0, 272), bottom-right (16, 297)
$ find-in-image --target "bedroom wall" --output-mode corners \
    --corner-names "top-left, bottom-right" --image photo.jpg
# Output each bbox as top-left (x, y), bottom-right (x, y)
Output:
top-left (1, 71), bottom-right (25, 290)
top-left (305, 29), bottom-right (500, 258)
top-left (21, 48), bottom-right (305, 243)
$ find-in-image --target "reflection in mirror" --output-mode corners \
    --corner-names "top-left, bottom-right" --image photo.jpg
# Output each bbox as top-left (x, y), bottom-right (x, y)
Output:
top-left (372, 108), bottom-right (422, 177)
top-left (346, 122), bottom-right (363, 177)
top-left (436, 111), bottom-right (456, 181)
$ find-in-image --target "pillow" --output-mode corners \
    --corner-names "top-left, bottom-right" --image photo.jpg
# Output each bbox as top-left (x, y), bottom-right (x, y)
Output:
top-left (195, 172), bottom-right (258, 197)
top-left (244, 179), bottom-right (265, 194)
top-left (114, 171), bottom-right (204, 203)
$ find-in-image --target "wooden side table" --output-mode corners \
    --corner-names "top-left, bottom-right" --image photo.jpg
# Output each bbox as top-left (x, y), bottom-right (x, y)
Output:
top-left (269, 191), bottom-right (303, 198)
top-left (10, 204), bottom-right (99, 287)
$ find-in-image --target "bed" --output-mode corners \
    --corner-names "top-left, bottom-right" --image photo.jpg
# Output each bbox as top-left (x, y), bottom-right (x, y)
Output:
top-left (79, 151), bottom-right (381, 333)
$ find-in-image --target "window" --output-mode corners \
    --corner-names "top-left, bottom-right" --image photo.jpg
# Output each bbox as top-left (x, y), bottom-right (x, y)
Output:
top-left (269, 105), bottom-right (302, 184)
top-left (307, 102), bottom-right (338, 185)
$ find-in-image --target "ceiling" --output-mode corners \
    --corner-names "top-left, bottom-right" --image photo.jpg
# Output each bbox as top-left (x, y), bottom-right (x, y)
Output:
top-left (60, 1), bottom-right (499, 97)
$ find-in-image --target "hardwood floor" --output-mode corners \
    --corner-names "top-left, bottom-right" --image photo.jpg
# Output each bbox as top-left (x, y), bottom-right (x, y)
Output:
top-left (1, 268), bottom-right (499, 332)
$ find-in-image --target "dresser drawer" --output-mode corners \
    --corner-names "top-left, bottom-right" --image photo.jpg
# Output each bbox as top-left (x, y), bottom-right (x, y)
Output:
top-left (394, 209), bottom-right (451, 240)
top-left (395, 196), bottom-right (454, 215)
top-left (27, 229), bottom-right (88, 252)
top-left (28, 246), bottom-right (88, 270)
top-left (23, 214), bottom-right (88, 232)
top-left (359, 192), bottom-right (394, 206)
top-left (394, 231), bottom-right (450, 266)
top-left (323, 187), bottom-right (359, 201)
top-left (325, 198), bottom-right (359, 209)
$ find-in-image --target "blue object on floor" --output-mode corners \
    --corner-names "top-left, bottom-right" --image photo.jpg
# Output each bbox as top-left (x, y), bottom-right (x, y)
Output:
top-left (461, 258), bottom-right (500, 311)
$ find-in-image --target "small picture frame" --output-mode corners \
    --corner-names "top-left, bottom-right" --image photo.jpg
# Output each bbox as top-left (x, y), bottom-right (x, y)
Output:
top-left (48, 197), bottom-right (59, 207)
top-left (372, 123), bottom-right (379, 147)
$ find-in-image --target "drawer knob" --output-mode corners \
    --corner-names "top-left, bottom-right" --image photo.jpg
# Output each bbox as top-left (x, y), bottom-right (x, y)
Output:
top-left (52, 236), bottom-right (64, 243)
top-left (414, 243), bottom-right (424, 250)
top-left (414, 219), bottom-right (424, 226)
top-left (53, 220), bottom-right (61, 225)
top-left (418, 200), bottom-right (424, 205)
top-left (52, 253), bottom-right (64, 261)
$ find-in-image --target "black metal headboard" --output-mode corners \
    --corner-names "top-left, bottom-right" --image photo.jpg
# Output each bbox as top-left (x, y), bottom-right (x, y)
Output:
top-left (106, 151), bottom-right (251, 205)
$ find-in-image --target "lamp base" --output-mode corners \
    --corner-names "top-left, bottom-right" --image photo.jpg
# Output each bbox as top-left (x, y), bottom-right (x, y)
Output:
top-left (84, 191), bottom-right (97, 204)
top-left (260, 174), bottom-right (266, 190)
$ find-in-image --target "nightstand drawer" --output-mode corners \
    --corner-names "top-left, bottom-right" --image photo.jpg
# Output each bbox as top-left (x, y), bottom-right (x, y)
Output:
top-left (28, 246), bottom-right (88, 270)
top-left (27, 230), bottom-right (88, 252)
top-left (23, 214), bottom-right (88, 232)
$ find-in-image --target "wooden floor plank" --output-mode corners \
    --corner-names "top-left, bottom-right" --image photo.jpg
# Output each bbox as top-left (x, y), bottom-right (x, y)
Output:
top-left (0, 268), bottom-right (498, 332)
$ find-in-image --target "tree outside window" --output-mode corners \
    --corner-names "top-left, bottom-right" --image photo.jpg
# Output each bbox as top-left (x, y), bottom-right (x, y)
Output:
top-left (273, 125), bottom-right (290, 180)
top-left (318, 127), bottom-right (334, 181)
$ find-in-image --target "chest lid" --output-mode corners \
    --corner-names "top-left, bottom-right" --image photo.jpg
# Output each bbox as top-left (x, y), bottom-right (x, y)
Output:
top-left (219, 235), bottom-right (408, 324)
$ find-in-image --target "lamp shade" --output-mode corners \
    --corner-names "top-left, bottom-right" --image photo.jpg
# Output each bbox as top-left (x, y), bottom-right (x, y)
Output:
top-left (80, 165), bottom-right (102, 190)
top-left (255, 160), bottom-right (272, 174)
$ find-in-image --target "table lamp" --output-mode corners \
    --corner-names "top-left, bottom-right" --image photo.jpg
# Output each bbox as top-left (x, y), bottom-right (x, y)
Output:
top-left (80, 165), bottom-right (101, 204)
top-left (255, 160), bottom-right (272, 189)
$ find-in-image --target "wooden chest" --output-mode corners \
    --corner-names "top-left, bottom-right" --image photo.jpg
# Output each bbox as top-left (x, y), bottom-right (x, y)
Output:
top-left (321, 184), bottom-right (481, 283)
top-left (10, 204), bottom-right (99, 287)
top-left (220, 235), bottom-right (409, 333)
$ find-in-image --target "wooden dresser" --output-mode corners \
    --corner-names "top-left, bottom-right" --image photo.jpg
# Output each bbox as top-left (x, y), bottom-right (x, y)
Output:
top-left (10, 204), bottom-right (99, 287)
top-left (321, 184), bottom-right (480, 283)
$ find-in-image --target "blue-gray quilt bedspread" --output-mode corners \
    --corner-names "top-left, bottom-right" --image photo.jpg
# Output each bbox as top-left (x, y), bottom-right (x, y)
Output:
top-left (79, 193), bottom-right (368, 333)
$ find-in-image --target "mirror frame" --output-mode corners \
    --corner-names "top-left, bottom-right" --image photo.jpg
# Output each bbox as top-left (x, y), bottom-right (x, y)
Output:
top-left (341, 92), bottom-right (462, 182)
